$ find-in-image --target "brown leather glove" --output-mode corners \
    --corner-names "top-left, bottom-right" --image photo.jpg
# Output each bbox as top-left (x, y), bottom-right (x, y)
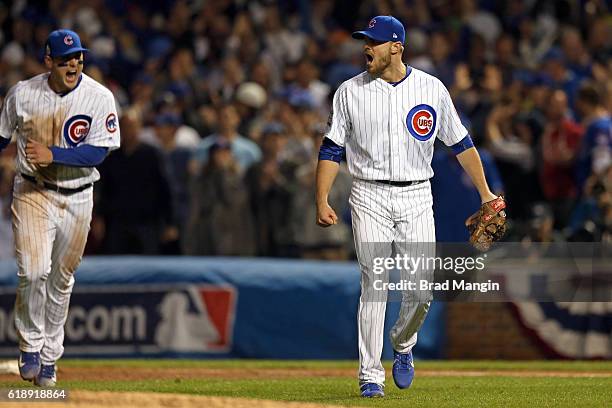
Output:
top-left (465, 196), bottom-right (508, 251)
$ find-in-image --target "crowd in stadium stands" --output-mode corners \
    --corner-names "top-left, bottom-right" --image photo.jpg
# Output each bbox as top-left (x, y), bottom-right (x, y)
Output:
top-left (0, 0), bottom-right (610, 259)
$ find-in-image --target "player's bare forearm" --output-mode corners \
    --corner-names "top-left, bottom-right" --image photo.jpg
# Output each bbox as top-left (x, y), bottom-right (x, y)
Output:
top-left (316, 160), bottom-right (339, 204)
top-left (456, 147), bottom-right (498, 203)
top-left (315, 159), bottom-right (340, 227)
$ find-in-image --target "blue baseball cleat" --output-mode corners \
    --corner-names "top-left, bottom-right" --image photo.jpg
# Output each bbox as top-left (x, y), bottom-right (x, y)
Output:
top-left (360, 382), bottom-right (384, 398)
top-left (392, 350), bottom-right (415, 389)
top-left (34, 364), bottom-right (56, 387)
top-left (18, 351), bottom-right (41, 381)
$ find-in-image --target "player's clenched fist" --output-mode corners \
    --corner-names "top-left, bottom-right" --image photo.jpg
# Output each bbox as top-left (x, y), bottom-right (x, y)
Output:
top-left (25, 139), bottom-right (53, 167)
top-left (316, 202), bottom-right (338, 227)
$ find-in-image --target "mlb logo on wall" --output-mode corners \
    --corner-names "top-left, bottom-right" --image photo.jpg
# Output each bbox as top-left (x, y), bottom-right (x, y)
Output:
top-left (155, 285), bottom-right (237, 352)
top-left (406, 104), bottom-right (437, 141)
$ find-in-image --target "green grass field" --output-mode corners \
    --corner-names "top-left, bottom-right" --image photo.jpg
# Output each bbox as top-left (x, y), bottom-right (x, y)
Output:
top-left (1, 359), bottom-right (611, 407)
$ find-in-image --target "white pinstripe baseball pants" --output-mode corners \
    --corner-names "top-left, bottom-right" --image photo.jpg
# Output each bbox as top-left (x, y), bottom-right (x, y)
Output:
top-left (350, 179), bottom-right (435, 386)
top-left (12, 175), bottom-right (93, 364)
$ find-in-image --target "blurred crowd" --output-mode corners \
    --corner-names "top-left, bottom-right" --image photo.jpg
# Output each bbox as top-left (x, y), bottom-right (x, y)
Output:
top-left (0, 0), bottom-right (610, 258)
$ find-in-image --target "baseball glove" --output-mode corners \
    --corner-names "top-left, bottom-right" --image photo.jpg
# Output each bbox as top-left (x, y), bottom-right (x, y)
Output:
top-left (465, 196), bottom-right (507, 251)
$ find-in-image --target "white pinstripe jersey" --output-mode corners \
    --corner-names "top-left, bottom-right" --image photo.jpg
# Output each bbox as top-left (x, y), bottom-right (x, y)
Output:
top-left (0, 73), bottom-right (120, 188)
top-left (326, 67), bottom-right (467, 181)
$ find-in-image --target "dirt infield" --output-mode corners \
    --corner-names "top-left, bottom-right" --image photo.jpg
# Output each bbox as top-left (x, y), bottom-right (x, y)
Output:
top-left (0, 390), bottom-right (347, 408)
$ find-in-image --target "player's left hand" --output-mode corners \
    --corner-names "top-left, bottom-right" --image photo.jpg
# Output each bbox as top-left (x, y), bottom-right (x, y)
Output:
top-left (26, 139), bottom-right (53, 167)
top-left (465, 196), bottom-right (508, 251)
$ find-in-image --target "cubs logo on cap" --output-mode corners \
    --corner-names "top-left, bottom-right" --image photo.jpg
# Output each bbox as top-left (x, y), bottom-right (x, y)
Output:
top-left (45, 29), bottom-right (88, 58)
top-left (352, 15), bottom-right (405, 44)
top-left (63, 114), bottom-right (92, 146)
top-left (406, 104), bottom-right (437, 141)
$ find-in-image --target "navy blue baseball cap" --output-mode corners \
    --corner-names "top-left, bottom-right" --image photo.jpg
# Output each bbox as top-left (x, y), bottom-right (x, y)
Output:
top-left (155, 112), bottom-right (182, 127)
top-left (352, 16), bottom-right (405, 44)
top-left (210, 140), bottom-right (232, 154)
top-left (262, 122), bottom-right (286, 136)
top-left (45, 29), bottom-right (88, 58)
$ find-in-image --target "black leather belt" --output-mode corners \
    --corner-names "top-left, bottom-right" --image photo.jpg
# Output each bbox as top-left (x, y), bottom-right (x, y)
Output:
top-left (21, 173), bottom-right (93, 195)
top-left (375, 179), bottom-right (428, 187)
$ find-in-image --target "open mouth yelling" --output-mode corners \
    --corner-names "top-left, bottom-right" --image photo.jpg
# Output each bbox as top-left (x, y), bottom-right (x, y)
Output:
top-left (66, 70), bottom-right (78, 83)
top-left (365, 52), bottom-right (374, 66)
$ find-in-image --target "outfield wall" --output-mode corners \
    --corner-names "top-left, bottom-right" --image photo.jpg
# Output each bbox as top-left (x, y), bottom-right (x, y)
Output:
top-left (0, 257), bottom-right (445, 360)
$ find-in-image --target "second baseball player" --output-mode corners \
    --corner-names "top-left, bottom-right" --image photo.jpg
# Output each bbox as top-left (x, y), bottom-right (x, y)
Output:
top-left (316, 16), bottom-right (502, 397)
top-left (0, 29), bottom-right (120, 386)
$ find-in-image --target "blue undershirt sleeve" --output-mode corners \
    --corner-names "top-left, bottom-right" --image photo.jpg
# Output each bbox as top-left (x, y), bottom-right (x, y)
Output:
top-left (0, 136), bottom-right (10, 152)
top-left (450, 135), bottom-right (474, 155)
top-left (318, 137), bottom-right (346, 163)
top-left (50, 144), bottom-right (109, 167)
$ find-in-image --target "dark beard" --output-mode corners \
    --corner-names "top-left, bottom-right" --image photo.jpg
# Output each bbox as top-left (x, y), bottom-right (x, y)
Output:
top-left (370, 52), bottom-right (392, 77)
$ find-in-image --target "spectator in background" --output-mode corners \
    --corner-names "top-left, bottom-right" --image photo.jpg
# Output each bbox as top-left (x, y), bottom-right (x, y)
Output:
top-left (290, 131), bottom-right (351, 260)
top-left (520, 73), bottom-right (550, 141)
top-left (209, 55), bottom-right (246, 103)
top-left (129, 73), bottom-right (156, 117)
top-left (560, 26), bottom-right (592, 81)
top-left (574, 82), bottom-right (612, 192)
top-left (494, 34), bottom-right (520, 86)
top-left (279, 93), bottom-right (318, 165)
top-left (150, 112), bottom-right (194, 254)
top-left (517, 16), bottom-right (557, 70)
top-left (587, 17), bottom-right (611, 64)
top-left (460, 0), bottom-right (502, 48)
top-left (517, 202), bottom-right (567, 261)
top-left (540, 47), bottom-right (582, 111)
top-left (540, 89), bottom-right (584, 228)
top-left (404, 28), bottom-right (433, 74)
top-left (569, 165), bottom-right (612, 242)
top-left (95, 110), bottom-right (177, 254)
top-left (486, 98), bottom-right (539, 219)
top-left (245, 123), bottom-right (295, 257)
top-left (249, 58), bottom-right (276, 94)
top-left (292, 58), bottom-right (330, 112)
top-left (521, 203), bottom-right (564, 244)
top-left (192, 103), bottom-right (262, 173)
top-left (429, 32), bottom-right (455, 86)
top-left (153, 91), bottom-right (202, 150)
top-left (323, 38), bottom-right (363, 90)
top-left (261, 5), bottom-right (307, 68)
top-left (186, 141), bottom-right (255, 256)
top-left (191, 103), bottom-right (218, 142)
top-left (234, 81), bottom-right (268, 140)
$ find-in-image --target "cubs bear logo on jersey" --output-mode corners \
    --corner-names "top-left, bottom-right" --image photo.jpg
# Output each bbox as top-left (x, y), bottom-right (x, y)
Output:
top-left (63, 114), bottom-right (92, 146)
top-left (106, 113), bottom-right (117, 133)
top-left (406, 104), bottom-right (437, 141)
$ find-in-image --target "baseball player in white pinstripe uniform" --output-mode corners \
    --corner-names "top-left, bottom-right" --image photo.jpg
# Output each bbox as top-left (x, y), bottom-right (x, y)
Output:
top-left (0, 29), bottom-right (120, 386)
top-left (316, 16), bottom-right (500, 398)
